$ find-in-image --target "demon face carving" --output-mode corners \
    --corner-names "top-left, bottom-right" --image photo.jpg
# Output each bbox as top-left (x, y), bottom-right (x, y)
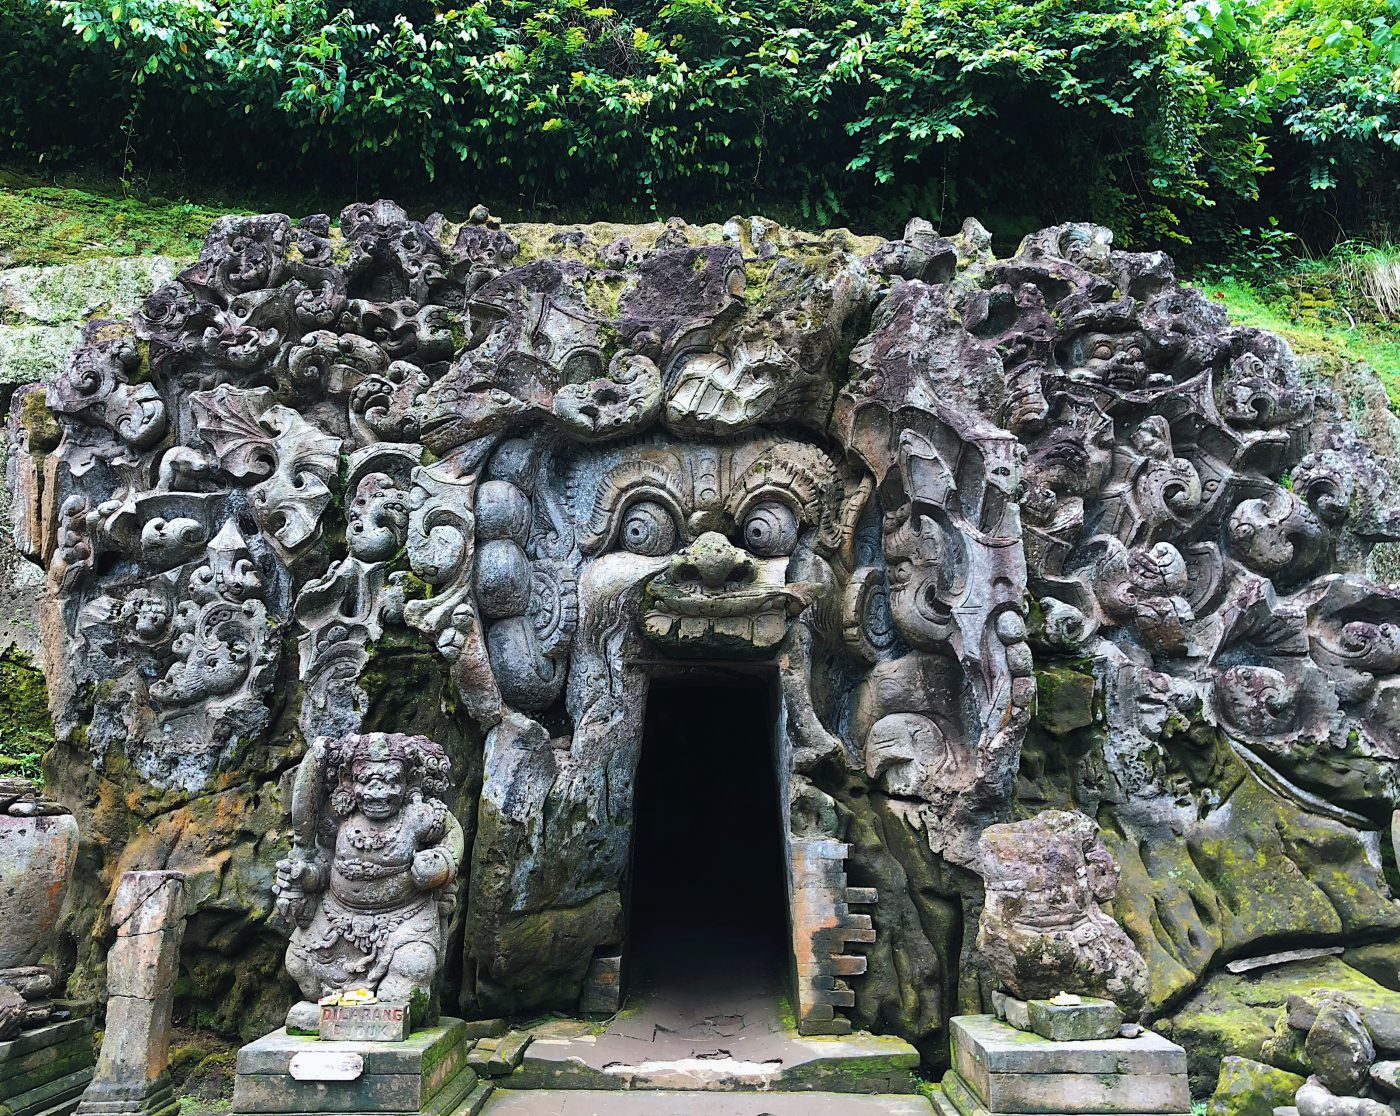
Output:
top-left (568, 436), bottom-right (837, 657)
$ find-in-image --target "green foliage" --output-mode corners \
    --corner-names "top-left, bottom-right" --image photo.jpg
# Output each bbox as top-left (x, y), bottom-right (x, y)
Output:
top-left (0, 651), bottom-right (56, 783)
top-left (1203, 268), bottom-right (1400, 405)
top-left (0, 0), bottom-right (1393, 246)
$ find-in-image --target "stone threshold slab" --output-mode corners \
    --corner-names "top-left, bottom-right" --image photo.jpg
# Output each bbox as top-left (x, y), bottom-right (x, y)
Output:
top-left (481, 1089), bottom-right (937, 1115)
top-left (501, 1021), bottom-right (920, 1094)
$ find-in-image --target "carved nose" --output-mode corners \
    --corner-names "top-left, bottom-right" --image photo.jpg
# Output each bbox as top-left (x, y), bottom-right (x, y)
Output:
top-left (672, 531), bottom-right (756, 589)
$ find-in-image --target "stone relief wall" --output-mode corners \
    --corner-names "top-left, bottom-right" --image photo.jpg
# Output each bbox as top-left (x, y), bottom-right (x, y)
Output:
top-left (9, 204), bottom-right (1400, 1069)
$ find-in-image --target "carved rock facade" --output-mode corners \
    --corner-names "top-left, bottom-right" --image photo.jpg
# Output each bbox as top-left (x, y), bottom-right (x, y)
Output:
top-left (12, 206), bottom-right (1400, 1059)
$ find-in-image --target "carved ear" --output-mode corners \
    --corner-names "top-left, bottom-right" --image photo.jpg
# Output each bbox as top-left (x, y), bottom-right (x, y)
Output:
top-left (330, 785), bottom-right (356, 817)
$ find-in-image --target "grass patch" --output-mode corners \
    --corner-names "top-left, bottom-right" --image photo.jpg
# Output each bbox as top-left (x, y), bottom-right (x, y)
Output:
top-left (1197, 275), bottom-right (1400, 408)
top-left (0, 177), bottom-right (239, 268)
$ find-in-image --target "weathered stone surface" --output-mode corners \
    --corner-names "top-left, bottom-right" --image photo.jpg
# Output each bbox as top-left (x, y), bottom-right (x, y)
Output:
top-left (1294, 1077), bottom-right (1392, 1116)
top-left (993, 992), bottom-right (1032, 1033)
top-left (1207, 1056), bottom-right (1307, 1116)
top-left (231, 1020), bottom-right (474, 1115)
top-left (488, 1092), bottom-right (936, 1116)
top-left (1366, 1059), bottom-right (1400, 1095)
top-left (0, 786), bottom-right (77, 971)
top-left (0, 258), bottom-right (184, 386)
top-left (1304, 1002), bottom-right (1374, 1095)
top-left (1289, 990), bottom-right (1400, 1055)
top-left (1164, 957), bottom-right (1400, 1093)
top-left (950, 1017), bottom-right (1187, 1077)
top-left (940, 1064), bottom-right (1189, 1116)
top-left (9, 205), bottom-right (1400, 1064)
top-left (75, 871), bottom-right (185, 1116)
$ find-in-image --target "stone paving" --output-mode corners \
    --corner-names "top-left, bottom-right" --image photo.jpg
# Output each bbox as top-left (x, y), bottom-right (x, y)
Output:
top-left (483, 1090), bottom-right (935, 1115)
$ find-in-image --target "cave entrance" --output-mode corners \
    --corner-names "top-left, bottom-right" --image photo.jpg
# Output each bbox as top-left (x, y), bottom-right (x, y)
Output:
top-left (626, 670), bottom-right (790, 1008)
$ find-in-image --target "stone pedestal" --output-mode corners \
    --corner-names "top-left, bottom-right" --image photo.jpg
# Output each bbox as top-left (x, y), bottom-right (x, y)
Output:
top-left (0, 1017), bottom-right (95, 1116)
top-left (932, 1016), bottom-right (1190, 1116)
top-left (75, 872), bottom-right (186, 1116)
top-left (231, 1020), bottom-right (491, 1116)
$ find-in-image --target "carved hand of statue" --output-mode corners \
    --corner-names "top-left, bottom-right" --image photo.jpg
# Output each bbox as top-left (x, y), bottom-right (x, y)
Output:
top-left (274, 848), bottom-right (328, 926)
top-left (410, 846), bottom-right (457, 891)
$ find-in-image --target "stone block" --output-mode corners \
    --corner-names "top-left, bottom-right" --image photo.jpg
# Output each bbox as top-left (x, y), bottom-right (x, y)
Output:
top-left (578, 954), bottom-right (623, 1015)
top-left (992, 993), bottom-right (1031, 1033)
top-left (951, 1017), bottom-right (1187, 1077)
top-left (1027, 998), bottom-right (1124, 1042)
top-left (942, 1068), bottom-right (1189, 1116)
top-left (232, 1021), bottom-right (475, 1115)
top-left (948, 1016), bottom-right (1189, 1116)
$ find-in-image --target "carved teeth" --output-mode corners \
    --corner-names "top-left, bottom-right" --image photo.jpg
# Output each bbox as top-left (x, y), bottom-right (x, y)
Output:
top-left (713, 616), bottom-right (752, 641)
top-left (753, 612), bottom-right (786, 645)
top-left (644, 613), bottom-right (674, 638)
top-left (678, 617), bottom-right (708, 640)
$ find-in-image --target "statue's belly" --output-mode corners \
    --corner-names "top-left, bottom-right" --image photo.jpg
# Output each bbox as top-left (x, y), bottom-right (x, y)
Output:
top-left (330, 867), bottom-right (417, 910)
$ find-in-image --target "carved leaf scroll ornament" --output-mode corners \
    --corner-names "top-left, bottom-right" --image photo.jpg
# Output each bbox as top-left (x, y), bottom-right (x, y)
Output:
top-left (188, 385), bottom-right (342, 552)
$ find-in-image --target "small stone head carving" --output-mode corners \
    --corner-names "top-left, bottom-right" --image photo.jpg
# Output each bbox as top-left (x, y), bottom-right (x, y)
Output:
top-left (325, 732), bottom-right (451, 819)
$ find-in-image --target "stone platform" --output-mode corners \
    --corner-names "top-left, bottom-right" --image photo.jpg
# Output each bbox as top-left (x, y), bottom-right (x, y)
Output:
top-left (231, 1019), bottom-right (490, 1116)
top-left (931, 1016), bottom-right (1190, 1116)
top-left (0, 1018), bottom-right (96, 1116)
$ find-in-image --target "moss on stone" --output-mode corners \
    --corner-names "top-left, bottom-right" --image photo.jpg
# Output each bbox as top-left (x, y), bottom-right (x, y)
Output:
top-left (1206, 1055), bottom-right (1305, 1116)
top-left (1165, 956), bottom-right (1400, 1094)
top-left (1033, 663), bottom-right (1098, 735)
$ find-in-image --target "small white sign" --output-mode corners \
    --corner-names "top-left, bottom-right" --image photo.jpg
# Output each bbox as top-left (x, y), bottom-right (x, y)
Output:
top-left (288, 1051), bottom-right (364, 1081)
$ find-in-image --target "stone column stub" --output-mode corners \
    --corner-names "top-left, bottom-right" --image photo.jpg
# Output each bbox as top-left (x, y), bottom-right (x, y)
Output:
top-left (75, 870), bottom-right (186, 1116)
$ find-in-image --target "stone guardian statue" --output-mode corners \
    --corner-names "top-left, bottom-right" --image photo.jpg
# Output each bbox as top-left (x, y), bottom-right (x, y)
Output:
top-left (274, 732), bottom-right (463, 1032)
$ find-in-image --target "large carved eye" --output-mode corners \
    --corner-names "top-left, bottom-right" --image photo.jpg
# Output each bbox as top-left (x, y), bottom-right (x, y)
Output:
top-left (620, 500), bottom-right (678, 556)
top-left (742, 501), bottom-right (798, 557)
top-left (1091, 341), bottom-right (1115, 361)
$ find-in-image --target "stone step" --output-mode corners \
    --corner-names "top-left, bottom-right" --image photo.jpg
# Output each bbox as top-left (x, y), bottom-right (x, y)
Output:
top-left (6, 1067), bottom-right (93, 1116)
top-left (448, 1080), bottom-right (495, 1116)
top-left (480, 1090), bottom-right (937, 1115)
top-left (467, 1033), bottom-right (532, 1077)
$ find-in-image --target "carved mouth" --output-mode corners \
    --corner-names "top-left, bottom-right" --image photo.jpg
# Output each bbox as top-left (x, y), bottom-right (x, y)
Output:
top-left (641, 585), bottom-right (805, 656)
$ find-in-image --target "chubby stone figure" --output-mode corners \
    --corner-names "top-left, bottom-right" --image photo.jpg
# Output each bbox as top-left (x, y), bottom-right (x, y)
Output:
top-left (274, 732), bottom-right (463, 1030)
top-left (976, 809), bottom-right (1149, 1015)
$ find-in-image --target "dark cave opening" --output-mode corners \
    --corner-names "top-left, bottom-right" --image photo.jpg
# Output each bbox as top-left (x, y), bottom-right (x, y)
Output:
top-left (626, 671), bottom-right (790, 999)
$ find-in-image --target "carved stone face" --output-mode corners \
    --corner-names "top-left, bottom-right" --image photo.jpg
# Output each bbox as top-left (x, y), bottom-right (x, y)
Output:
top-left (569, 435), bottom-right (837, 658)
top-left (352, 758), bottom-right (406, 820)
top-left (1066, 331), bottom-right (1152, 390)
top-left (347, 473), bottom-right (410, 562)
